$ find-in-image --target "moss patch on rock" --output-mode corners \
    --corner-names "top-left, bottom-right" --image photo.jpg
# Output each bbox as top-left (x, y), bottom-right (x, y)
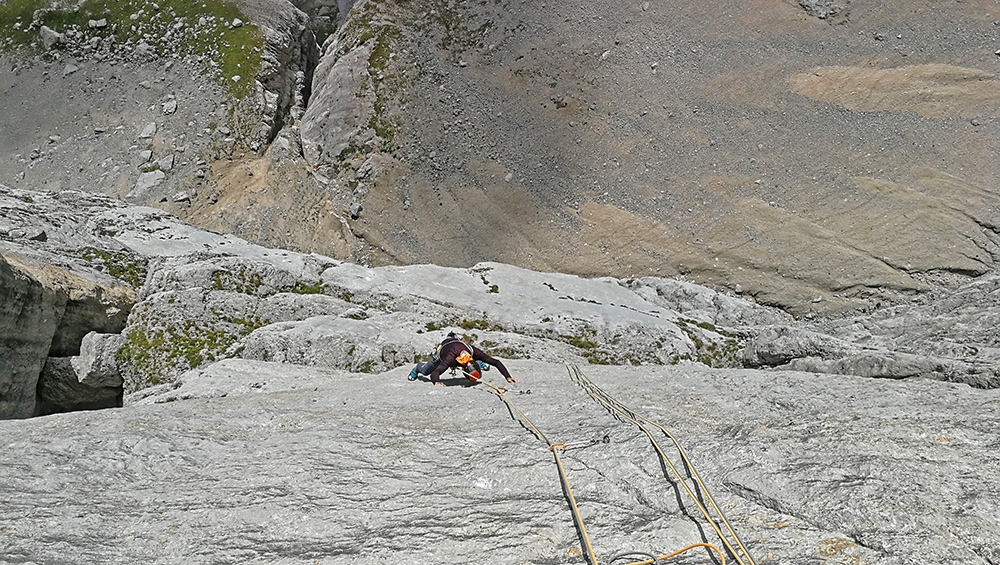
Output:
top-left (79, 247), bottom-right (149, 288)
top-left (118, 315), bottom-right (269, 391)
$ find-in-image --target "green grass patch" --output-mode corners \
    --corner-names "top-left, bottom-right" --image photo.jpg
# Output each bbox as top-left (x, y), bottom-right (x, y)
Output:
top-left (425, 320), bottom-right (449, 332)
top-left (79, 247), bottom-right (148, 287)
top-left (0, 0), bottom-right (262, 99)
top-left (566, 334), bottom-right (599, 350)
top-left (675, 319), bottom-right (742, 368)
top-left (211, 268), bottom-right (263, 295)
top-left (117, 315), bottom-right (269, 391)
top-left (458, 318), bottom-right (504, 332)
top-left (289, 281), bottom-right (326, 295)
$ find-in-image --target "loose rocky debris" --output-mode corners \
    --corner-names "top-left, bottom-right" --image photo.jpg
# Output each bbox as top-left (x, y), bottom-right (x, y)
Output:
top-left (6, 0), bottom-right (1000, 317)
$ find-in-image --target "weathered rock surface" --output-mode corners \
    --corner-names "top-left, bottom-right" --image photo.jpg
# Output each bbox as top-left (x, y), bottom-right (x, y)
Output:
top-left (0, 255), bottom-right (60, 419)
top-left (2, 359), bottom-right (997, 564)
top-left (2, 184), bottom-right (1000, 562)
top-left (286, 0), bottom-right (1000, 315)
top-left (0, 248), bottom-right (135, 418)
top-left (3, 2), bottom-right (1000, 560)
top-left (7, 183), bottom-right (1000, 421)
top-left (36, 332), bottom-right (126, 416)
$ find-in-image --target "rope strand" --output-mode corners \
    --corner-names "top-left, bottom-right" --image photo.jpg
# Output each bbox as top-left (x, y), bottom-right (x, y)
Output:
top-left (567, 364), bottom-right (757, 565)
top-left (466, 367), bottom-right (752, 565)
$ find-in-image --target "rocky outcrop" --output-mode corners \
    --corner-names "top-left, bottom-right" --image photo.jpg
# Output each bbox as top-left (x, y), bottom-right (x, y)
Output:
top-left (233, 0), bottom-right (321, 149)
top-left (742, 325), bottom-right (860, 367)
top-left (9, 183), bottom-right (1000, 419)
top-left (284, 0), bottom-right (1000, 315)
top-left (117, 250), bottom-right (748, 391)
top-left (35, 332), bottom-right (126, 416)
top-left (0, 255), bottom-right (61, 419)
top-left (3, 359), bottom-right (999, 564)
top-left (0, 251), bottom-right (135, 418)
top-left (9, 0), bottom-right (1000, 315)
top-left (0, 0), bottom-right (323, 212)
top-left (794, 0), bottom-right (847, 19)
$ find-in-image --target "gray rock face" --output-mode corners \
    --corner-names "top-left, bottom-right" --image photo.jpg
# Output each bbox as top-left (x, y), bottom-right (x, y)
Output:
top-left (0, 250), bottom-right (135, 418)
top-left (742, 325), bottom-right (860, 367)
top-left (0, 256), bottom-right (60, 419)
top-left (121, 250), bottom-right (756, 390)
top-left (72, 332), bottom-right (127, 388)
top-left (37, 332), bottom-right (127, 415)
top-left (299, 35), bottom-right (371, 169)
top-left (9, 183), bottom-right (1000, 421)
top-left (0, 187), bottom-right (140, 417)
top-left (2, 185), bottom-right (1000, 562)
top-left (3, 359), bottom-right (998, 564)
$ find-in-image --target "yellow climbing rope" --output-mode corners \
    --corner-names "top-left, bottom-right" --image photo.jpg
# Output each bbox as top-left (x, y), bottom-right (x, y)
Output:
top-left (620, 542), bottom-right (728, 565)
top-left (470, 368), bottom-right (753, 565)
top-left (567, 364), bottom-right (757, 565)
top-left (477, 379), bottom-right (600, 565)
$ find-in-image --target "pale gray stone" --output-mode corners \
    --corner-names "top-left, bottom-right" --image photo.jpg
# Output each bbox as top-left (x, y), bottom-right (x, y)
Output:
top-left (131, 170), bottom-right (166, 197)
top-left (0, 257), bottom-right (61, 419)
top-left (742, 325), bottom-right (859, 367)
top-left (72, 332), bottom-right (126, 389)
top-left (135, 150), bottom-right (153, 166)
top-left (138, 122), bottom-right (157, 139)
top-left (1, 359), bottom-right (997, 565)
top-left (39, 26), bottom-right (63, 50)
top-left (156, 154), bottom-right (174, 171)
top-left (36, 356), bottom-right (120, 414)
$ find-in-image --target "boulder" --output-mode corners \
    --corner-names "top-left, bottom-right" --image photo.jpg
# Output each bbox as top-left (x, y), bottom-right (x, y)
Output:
top-left (36, 349), bottom-right (123, 416)
top-left (742, 325), bottom-right (860, 367)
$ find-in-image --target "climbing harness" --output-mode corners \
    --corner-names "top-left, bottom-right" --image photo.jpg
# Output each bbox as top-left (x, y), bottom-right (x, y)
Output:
top-left (466, 365), bottom-right (755, 565)
top-left (434, 335), bottom-right (474, 364)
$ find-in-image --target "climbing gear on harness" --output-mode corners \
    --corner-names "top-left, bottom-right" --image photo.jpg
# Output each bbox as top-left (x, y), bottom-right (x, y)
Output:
top-left (455, 350), bottom-right (473, 365)
top-left (463, 362), bottom-right (481, 382)
top-left (432, 334), bottom-right (474, 364)
top-left (478, 360), bottom-right (490, 371)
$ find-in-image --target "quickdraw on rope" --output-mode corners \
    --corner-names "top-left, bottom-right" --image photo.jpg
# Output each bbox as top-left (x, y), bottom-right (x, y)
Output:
top-left (567, 364), bottom-right (757, 565)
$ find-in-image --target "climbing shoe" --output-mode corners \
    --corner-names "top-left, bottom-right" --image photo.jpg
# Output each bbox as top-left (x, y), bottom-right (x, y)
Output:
top-left (408, 368), bottom-right (419, 381)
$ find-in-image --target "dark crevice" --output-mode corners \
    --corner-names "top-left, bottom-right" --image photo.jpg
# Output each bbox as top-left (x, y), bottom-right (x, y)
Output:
top-left (264, 2), bottom-right (350, 151)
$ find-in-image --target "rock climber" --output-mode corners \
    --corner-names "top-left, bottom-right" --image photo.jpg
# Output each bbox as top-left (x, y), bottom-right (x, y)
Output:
top-left (409, 332), bottom-right (520, 387)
